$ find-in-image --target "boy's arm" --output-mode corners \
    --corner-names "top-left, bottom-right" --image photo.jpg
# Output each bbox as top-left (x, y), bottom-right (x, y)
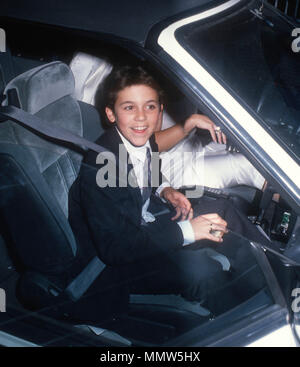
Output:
top-left (160, 187), bottom-right (193, 222)
top-left (79, 165), bottom-right (184, 266)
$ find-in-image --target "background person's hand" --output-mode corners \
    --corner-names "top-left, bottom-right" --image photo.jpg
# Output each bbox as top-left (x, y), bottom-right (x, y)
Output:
top-left (183, 114), bottom-right (227, 145)
top-left (161, 187), bottom-right (193, 221)
top-left (190, 213), bottom-right (228, 243)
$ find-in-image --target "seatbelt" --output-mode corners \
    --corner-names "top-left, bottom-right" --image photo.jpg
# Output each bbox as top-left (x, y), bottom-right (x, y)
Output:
top-left (65, 256), bottom-right (106, 301)
top-left (0, 105), bottom-right (107, 154)
top-left (0, 104), bottom-right (109, 301)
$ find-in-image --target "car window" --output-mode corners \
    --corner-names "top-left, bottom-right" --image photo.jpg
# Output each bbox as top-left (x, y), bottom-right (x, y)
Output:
top-left (175, 0), bottom-right (300, 161)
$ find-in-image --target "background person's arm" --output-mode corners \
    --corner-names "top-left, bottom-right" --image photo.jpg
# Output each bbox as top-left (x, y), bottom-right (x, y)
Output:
top-left (155, 114), bottom-right (226, 152)
top-left (155, 124), bottom-right (188, 152)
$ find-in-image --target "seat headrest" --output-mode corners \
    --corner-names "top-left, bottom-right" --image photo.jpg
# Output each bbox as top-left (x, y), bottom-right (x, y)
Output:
top-left (3, 61), bottom-right (75, 114)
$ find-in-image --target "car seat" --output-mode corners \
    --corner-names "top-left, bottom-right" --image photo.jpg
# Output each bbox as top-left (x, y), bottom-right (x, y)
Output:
top-left (0, 61), bottom-right (106, 313)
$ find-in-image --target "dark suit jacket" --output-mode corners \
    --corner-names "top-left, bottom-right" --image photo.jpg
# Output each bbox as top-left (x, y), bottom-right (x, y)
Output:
top-left (68, 127), bottom-right (183, 267)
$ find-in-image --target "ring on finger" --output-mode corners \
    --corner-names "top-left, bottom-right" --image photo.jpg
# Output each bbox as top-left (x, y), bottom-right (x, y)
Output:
top-left (210, 224), bottom-right (223, 238)
top-left (214, 126), bottom-right (221, 132)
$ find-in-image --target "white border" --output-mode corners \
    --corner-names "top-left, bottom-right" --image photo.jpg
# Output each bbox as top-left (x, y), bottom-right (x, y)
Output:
top-left (158, 0), bottom-right (300, 192)
top-left (246, 324), bottom-right (296, 347)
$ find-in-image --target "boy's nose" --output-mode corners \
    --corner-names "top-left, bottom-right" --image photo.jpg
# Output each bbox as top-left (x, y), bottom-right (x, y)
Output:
top-left (135, 108), bottom-right (146, 121)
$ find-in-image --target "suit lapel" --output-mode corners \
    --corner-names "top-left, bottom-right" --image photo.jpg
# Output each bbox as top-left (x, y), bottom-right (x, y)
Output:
top-left (97, 127), bottom-right (143, 209)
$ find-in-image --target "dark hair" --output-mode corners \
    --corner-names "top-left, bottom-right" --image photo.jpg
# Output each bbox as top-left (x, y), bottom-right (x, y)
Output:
top-left (103, 65), bottom-right (164, 110)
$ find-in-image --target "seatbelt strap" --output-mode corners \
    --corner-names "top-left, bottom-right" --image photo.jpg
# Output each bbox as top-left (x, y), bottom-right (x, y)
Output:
top-left (65, 256), bottom-right (106, 302)
top-left (0, 105), bottom-right (107, 154)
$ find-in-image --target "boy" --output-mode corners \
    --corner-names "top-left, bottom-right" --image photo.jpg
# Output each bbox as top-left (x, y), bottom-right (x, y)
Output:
top-left (69, 65), bottom-right (270, 319)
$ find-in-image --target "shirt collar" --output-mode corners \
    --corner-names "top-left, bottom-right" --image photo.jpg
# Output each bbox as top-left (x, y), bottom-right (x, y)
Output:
top-left (116, 127), bottom-right (151, 163)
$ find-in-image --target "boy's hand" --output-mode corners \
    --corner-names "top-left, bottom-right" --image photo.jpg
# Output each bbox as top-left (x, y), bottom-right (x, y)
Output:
top-left (161, 187), bottom-right (193, 221)
top-left (183, 114), bottom-right (227, 145)
top-left (190, 213), bottom-right (228, 243)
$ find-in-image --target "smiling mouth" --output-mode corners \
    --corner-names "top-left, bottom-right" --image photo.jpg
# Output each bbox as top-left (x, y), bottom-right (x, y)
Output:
top-left (132, 126), bottom-right (148, 133)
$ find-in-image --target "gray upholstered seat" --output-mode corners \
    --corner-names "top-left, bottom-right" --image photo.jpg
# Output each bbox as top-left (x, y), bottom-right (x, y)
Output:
top-left (0, 61), bottom-right (104, 288)
top-left (1, 61), bottom-right (103, 218)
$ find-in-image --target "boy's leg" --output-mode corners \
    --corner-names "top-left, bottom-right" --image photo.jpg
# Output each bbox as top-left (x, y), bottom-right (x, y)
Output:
top-left (127, 247), bottom-right (227, 303)
top-left (190, 197), bottom-right (268, 313)
top-left (128, 197), bottom-right (268, 307)
top-left (60, 198), bottom-right (267, 321)
top-left (126, 240), bottom-right (265, 317)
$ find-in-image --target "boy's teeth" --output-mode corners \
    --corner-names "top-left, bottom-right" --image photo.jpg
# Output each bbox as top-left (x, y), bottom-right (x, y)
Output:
top-left (134, 127), bottom-right (146, 130)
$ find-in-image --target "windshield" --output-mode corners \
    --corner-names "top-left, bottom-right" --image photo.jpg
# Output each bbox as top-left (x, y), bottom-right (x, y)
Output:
top-left (175, 0), bottom-right (300, 160)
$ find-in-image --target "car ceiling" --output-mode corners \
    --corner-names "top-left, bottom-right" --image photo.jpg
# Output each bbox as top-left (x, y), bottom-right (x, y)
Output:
top-left (0, 0), bottom-right (226, 46)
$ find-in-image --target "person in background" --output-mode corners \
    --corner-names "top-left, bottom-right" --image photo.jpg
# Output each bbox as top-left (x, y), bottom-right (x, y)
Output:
top-left (155, 112), bottom-right (266, 190)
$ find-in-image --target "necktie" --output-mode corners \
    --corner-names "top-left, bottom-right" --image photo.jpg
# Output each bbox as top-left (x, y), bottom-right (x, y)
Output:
top-left (142, 147), bottom-right (152, 204)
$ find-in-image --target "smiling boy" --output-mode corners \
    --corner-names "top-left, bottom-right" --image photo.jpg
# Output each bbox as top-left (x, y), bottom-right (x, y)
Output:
top-left (104, 74), bottom-right (195, 223)
top-left (69, 65), bottom-right (271, 319)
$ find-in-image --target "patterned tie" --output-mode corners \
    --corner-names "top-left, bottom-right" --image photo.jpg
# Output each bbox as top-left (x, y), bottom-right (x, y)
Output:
top-left (142, 147), bottom-right (152, 204)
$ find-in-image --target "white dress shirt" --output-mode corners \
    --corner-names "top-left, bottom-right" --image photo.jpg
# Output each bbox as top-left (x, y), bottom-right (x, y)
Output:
top-left (116, 128), bottom-right (195, 245)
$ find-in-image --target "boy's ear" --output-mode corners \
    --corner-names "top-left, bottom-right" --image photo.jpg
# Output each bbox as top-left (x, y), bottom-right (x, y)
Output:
top-left (105, 107), bottom-right (116, 124)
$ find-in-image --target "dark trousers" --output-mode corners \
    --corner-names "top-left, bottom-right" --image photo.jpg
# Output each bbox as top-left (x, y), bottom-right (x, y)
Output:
top-left (126, 197), bottom-right (269, 314)
top-left (43, 197), bottom-right (270, 322)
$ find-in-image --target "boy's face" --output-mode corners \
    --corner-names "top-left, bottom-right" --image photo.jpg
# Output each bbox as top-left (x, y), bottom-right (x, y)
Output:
top-left (105, 84), bottom-right (163, 147)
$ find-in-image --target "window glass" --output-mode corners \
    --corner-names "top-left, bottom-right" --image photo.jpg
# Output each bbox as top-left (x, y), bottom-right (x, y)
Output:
top-left (176, 0), bottom-right (300, 160)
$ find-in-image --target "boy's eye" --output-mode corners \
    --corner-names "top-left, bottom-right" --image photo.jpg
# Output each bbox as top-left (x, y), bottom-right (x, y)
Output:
top-left (124, 105), bottom-right (134, 111)
top-left (146, 104), bottom-right (157, 110)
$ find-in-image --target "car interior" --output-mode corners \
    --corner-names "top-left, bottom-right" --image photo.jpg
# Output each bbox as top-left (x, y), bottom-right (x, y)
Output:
top-left (0, 19), bottom-right (299, 346)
